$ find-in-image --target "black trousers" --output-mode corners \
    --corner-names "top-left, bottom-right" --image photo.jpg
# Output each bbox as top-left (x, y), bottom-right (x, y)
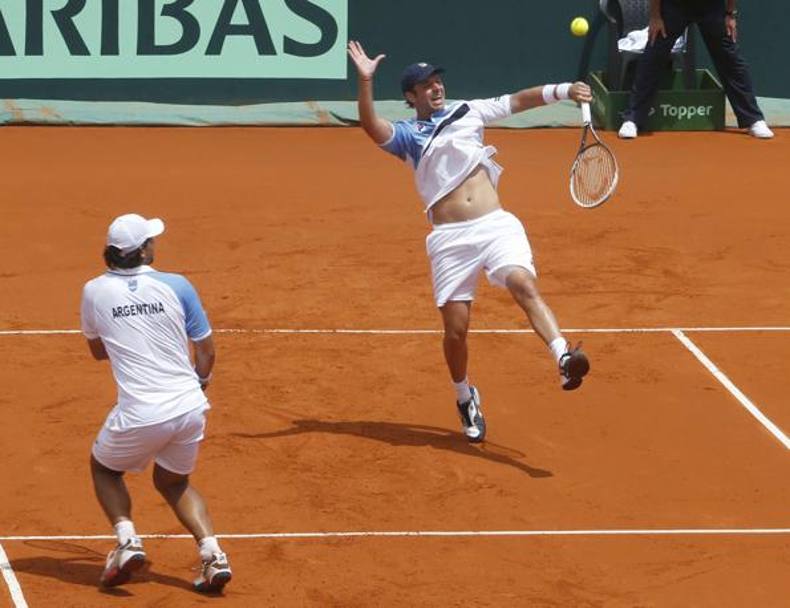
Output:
top-left (624, 0), bottom-right (763, 128)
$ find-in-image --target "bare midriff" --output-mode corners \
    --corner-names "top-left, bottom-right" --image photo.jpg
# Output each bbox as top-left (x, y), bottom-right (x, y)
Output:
top-left (429, 165), bottom-right (502, 225)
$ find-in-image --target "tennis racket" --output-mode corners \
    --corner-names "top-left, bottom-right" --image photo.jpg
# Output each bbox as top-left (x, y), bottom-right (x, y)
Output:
top-left (569, 102), bottom-right (619, 208)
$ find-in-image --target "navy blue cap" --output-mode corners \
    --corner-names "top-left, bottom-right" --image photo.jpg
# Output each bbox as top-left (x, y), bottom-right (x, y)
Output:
top-left (400, 62), bottom-right (445, 93)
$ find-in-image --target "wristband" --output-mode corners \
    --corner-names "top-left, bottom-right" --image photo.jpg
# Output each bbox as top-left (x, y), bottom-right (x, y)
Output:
top-left (197, 371), bottom-right (212, 385)
top-left (542, 83), bottom-right (572, 104)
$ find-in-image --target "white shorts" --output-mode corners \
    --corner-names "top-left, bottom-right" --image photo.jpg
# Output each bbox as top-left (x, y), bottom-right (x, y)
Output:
top-left (92, 406), bottom-right (208, 475)
top-left (426, 209), bottom-right (536, 307)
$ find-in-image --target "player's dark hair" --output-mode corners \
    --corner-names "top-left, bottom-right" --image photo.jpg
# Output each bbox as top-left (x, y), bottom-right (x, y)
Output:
top-left (103, 238), bottom-right (151, 269)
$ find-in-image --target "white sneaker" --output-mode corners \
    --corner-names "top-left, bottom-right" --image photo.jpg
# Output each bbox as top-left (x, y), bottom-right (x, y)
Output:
top-left (100, 537), bottom-right (146, 587)
top-left (456, 386), bottom-right (486, 443)
top-left (618, 121), bottom-right (637, 139)
top-left (194, 551), bottom-right (232, 593)
top-left (748, 120), bottom-right (774, 139)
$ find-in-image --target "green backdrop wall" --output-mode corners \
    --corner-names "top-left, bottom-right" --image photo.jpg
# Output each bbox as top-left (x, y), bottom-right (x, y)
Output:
top-left (0, 1), bottom-right (785, 104)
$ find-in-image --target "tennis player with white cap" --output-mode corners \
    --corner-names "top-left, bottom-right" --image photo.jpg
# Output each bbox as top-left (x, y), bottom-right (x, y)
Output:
top-left (80, 213), bottom-right (231, 592)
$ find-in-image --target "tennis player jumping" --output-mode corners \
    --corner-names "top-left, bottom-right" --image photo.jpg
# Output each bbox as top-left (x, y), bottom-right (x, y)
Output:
top-left (81, 213), bottom-right (231, 592)
top-left (348, 41), bottom-right (592, 443)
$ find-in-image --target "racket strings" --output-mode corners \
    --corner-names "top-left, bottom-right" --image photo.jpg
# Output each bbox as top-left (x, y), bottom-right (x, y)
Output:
top-left (572, 145), bottom-right (617, 207)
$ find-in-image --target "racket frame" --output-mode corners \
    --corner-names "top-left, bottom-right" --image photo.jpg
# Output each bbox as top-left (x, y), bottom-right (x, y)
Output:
top-left (569, 102), bottom-right (619, 208)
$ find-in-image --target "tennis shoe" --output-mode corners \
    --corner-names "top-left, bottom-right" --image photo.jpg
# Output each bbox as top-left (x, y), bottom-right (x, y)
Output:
top-left (100, 537), bottom-right (146, 587)
top-left (457, 386), bottom-right (486, 443)
top-left (194, 552), bottom-right (232, 593)
top-left (748, 120), bottom-right (774, 139)
top-left (618, 121), bottom-right (637, 139)
top-left (559, 342), bottom-right (590, 391)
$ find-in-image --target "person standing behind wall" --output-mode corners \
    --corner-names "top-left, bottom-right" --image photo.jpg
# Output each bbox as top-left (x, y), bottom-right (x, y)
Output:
top-left (619, 0), bottom-right (774, 139)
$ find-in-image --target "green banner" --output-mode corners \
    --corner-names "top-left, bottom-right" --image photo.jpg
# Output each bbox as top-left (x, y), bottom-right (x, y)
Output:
top-left (0, 0), bottom-right (347, 78)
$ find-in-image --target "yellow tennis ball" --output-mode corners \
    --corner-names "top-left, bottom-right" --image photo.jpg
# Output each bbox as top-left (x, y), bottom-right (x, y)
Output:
top-left (571, 17), bottom-right (589, 37)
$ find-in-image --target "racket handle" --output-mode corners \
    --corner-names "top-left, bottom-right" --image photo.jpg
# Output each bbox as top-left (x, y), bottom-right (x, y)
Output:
top-left (581, 102), bottom-right (592, 126)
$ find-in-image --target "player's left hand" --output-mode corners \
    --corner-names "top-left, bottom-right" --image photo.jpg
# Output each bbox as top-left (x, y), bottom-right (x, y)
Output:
top-left (569, 82), bottom-right (593, 104)
top-left (725, 15), bottom-right (737, 42)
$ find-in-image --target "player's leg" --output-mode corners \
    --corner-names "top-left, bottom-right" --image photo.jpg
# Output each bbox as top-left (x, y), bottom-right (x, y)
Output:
top-left (153, 407), bottom-right (231, 592)
top-left (482, 210), bottom-right (589, 390)
top-left (90, 438), bottom-right (147, 587)
top-left (503, 268), bottom-right (589, 390)
top-left (440, 301), bottom-right (485, 442)
top-left (428, 225), bottom-right (486, 442)
top-left (440, 300), bottom-right (471, 384)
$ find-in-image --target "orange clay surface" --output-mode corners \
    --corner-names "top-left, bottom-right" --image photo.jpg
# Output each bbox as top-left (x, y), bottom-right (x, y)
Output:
top-left (0, 126), bottom-right (789, 607)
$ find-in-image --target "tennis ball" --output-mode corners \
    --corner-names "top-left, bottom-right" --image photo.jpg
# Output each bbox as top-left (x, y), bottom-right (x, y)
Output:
top-left (571, 17), bottom-right (589, 37)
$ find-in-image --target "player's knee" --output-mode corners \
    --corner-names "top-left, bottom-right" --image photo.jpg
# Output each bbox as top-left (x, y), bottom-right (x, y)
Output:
top-left (444, 324), bottom-right (468, 343)
top-left (508, 273), bottom-right (540, 301)
top-left (153, 467), bottom-right (188, 497)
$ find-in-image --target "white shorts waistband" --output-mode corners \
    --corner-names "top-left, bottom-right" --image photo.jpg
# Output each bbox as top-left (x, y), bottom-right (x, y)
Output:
top-left (431, 208), bottom-right (508, 231)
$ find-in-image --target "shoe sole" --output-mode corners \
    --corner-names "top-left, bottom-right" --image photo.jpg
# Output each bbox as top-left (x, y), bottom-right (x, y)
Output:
top-left (459, 389), bottom-right (486, 443)
top-left (466, 417), bottom-right (486, 443)
top-left (100, 553), bottom-right (146, 588)
top-left (195, 570), bottom-right (232, 593)
top-left (562, 352), bottom-right (590, 392)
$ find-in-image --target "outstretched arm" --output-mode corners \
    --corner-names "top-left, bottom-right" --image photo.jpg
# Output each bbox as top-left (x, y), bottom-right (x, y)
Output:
top-left (347, 40), bottom-right (393, 145)
top-left (509, 82), bottom-right (593, 114)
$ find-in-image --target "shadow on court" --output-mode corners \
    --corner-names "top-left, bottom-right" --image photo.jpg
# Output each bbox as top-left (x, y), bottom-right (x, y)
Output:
top-left (11, 540), bottom-right (194, 595)
top-left (231, 419), bottom-right (553, 478)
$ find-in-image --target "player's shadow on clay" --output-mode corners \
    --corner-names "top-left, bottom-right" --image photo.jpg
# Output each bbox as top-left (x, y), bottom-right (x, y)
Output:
top-left (11, 540), bottom-right (196, 596)
top-left (232, 419), bottom-right (553, 478)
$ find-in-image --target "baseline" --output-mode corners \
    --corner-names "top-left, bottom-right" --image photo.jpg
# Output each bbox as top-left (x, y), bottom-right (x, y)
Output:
top-left (2, 528), bottom-right (790, 542)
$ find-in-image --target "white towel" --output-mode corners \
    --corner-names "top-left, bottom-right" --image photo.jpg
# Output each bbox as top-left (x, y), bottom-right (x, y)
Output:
top-left (618, 27), bottom-right (687, 53)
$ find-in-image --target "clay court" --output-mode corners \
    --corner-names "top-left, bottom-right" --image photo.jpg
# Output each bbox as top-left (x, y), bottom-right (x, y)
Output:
top-left (1, 125), bottom-right (789, 606)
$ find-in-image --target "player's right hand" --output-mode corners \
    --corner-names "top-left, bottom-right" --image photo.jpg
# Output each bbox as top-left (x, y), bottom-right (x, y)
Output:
top-left (347, 40), bottom-right (386, 81)
top-left (648, 16), bottom-right (667, 44)
top-left (569, 82), bottom-right (593, 104)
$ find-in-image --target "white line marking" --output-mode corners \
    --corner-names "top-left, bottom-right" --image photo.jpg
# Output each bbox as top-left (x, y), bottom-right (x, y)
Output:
top-left (672, 329), bottom-right (790, 450)
top-left (0, 542), bottom-right (29, 608)
top-left (1, 528), bottom-right (790, 541)
top-left (1, 326), bottom-right (789, 337)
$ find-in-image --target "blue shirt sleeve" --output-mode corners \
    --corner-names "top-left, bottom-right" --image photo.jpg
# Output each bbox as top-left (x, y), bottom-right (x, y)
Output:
top-left (380, 121), bottom-right (413, 161)
top-left (180, 280), bottom-right (212, 340)
top-left (152, 273), bottom-right (212, 340)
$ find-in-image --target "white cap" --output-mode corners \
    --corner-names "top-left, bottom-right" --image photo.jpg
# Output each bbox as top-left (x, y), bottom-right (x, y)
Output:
top-left (106, 213), bottom-right (165, 255)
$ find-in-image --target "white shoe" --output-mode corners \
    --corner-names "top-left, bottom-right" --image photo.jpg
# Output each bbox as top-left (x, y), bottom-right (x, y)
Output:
top-left (618, 121), bottom-right (637, 139)
top-left (456, 386), bottom-right (486, 443)
top-left (748, 120), bottom-right (774, 139)
top-left (100, 537), bottom-right (146, 587)
top-left (194, 551), bottom-right (232, 593)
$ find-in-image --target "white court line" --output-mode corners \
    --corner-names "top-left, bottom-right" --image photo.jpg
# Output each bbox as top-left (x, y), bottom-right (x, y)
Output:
top-left (0, 542), bottom-right (29, 608)
top-left (1, 325), bottom-right (789, 336)
top-left (672, 329), bottom-right (790, 450)
top-left (2, 527), bottom-right (790, 542)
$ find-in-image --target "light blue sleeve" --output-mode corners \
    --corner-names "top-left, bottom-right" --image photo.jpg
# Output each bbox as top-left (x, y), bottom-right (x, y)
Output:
top-left (379, 120), bottom-right (413, 160)
top-left (152, 273), bottom-right (212, 340)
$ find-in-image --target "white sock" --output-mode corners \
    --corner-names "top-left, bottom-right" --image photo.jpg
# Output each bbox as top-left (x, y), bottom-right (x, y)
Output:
top-left (453, 378), bottom-right (472, 403)
top-left (114, 520), bottom-right (137, 546)
top-left (549, 337), bottom-right (568, 364)
top-left (199, 536), bottom-right (222, 561)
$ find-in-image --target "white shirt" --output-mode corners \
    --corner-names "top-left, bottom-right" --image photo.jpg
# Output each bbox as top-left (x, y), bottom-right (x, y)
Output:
top-left (81, 265), bottom-right (211, 430)
top-left (380, 96), bottom-right (512, 212)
